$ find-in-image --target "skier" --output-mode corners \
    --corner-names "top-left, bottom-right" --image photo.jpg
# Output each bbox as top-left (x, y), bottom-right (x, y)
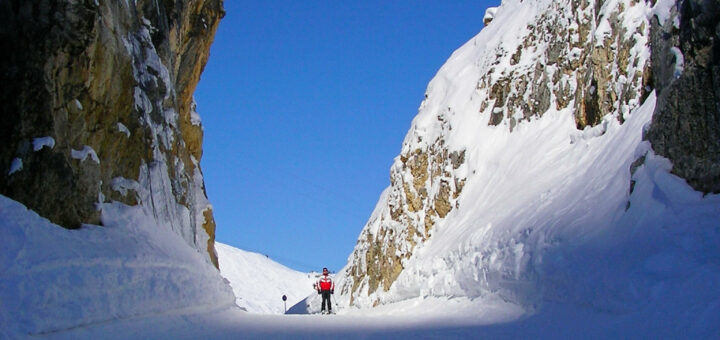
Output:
top-left (316, 267), bottom-right (335, 314)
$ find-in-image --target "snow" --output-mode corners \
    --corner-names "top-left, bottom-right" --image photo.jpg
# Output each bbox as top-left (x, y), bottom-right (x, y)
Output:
top-left (32, 137), bottom-right (55, 151)
top-left (133, 86), bottom-right (152, 114)
top-left (8, 157), bottom-right (22, 175)
top-left (1, 194), bottom-right (538, 339)
top-left (0, 195), bottom-right (236, 339)
top-left (341, 0), bottom-right (720, 336)
top-left (483, 7), bottom-right (497, 23)
top-left (116, 122), bottom-right (131, 137)
top-left (670, 46), bottom-right (684, 78)
top-left (2, 0), bottom-right (719, 338)
top-left (190, 99), bottom-right (203, 126)
top-left (121, 20), bottom-right (214, 260)
top-left (651, 0), bottom-right (676, 26)
top-left (111, 176), bottom-right (140, 197)
top-left (216, 242), bottom-right (316, 314)
top-left (71, 145), bottom-right (100, 164)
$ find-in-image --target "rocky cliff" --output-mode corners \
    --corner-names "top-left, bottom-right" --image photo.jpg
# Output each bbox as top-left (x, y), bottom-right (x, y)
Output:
top-left (340, 0), bottom-right (719, 308)
top-left (0, 0), bottom-right (224, 267)
top-left (647, 0), bottom-right (720, 193)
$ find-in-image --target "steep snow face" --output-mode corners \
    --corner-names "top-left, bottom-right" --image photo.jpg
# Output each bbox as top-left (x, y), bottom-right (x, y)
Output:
top-left (216, 243), bottom-right (316, 314)
top-left (341, 0), bottom-right (719, 319)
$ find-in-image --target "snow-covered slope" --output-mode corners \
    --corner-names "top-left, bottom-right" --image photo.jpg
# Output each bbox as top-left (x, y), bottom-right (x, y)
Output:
top-left (338, 0), bottom-right (720, 335)
top-left (216, 243), bottom-right (316, 314)
top-left (0, 195), bottom-right (236, 339)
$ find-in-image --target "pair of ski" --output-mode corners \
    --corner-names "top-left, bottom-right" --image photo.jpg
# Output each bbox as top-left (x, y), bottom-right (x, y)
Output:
top-left (319, 310), bottom-right (335, 315)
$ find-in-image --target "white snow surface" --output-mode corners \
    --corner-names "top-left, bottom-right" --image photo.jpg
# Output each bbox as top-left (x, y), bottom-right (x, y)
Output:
top-left (116, 122), bottom-right (131, 137)
top-left (73, 99), bottom-right (83, 111)
top-left (483, 7), bottom-right (497, 23)
top-left (190, 98), bottom-right (203, 127)
top-left (670, 46), bottom-right (684, 79)
top-left (32, 137), bottom-right (55, 152)
top-left (0, 195), bottom-right (236, 339)
top-left (110, 176), bottom-right (140, 198)
top-left (336, 0), bottom-right (720, 336)
top-left (2, 0), bottom-right (720, 338)
top-left (71, 145), bottom-right (100, 164)
top-left (216, 242), bottom-right (316, 314)
top-left (651, 0), bottom-right (677, 26)
top-left (8, 157), bottom-right (22, 175)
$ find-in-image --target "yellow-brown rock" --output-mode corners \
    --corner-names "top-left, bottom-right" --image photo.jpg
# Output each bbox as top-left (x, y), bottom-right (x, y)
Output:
top-left (0, 0), bottom-right (224, 267)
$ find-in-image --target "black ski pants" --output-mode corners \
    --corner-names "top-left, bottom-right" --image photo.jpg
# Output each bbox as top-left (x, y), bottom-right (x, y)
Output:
top-left (320, 290), bottom-right (332, 312)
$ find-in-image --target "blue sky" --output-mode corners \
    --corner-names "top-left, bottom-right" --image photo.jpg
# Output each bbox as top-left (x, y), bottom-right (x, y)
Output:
top-left (195, 1), bottom-right (496, 272)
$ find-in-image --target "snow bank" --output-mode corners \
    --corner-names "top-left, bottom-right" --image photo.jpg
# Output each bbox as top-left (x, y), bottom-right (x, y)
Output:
top-left (357, 77), bottom-right (720, 336)
top-left (71, 146), bottom-right (100, 164)
top-left (339, 0), bottom-right (720, 336)
top-left (0, 196), bottom-right (236, 338)
top-left (216, 242), bottom-right (316, 314)
top-left (32, 137), bottom-right (55, 152)
top-left (670, 46), bottom-right (684, 78)
top-left (483, 7), bottom-right (497, 24)
top-left (651, 0), bottom-right (677, 26)
top-left (8, 157), bottom-right (22, 175)
top-left (116, 122), bottom-right (131, 137)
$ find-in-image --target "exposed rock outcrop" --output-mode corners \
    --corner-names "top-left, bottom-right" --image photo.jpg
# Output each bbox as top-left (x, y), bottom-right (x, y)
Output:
top-left (0, 0), bottom-right (224, 267)
top-left (344, 113), bottom-right (467, 305)
top-left (647, 0), bottom-right (720, 193)
top-left (342, 0), bottom-right (654, 307)
top-left (479, 0), bottom-right (651, 130)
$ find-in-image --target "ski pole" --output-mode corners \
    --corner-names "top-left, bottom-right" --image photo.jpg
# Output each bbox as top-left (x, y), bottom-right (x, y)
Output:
top-left (331, 293), bottom-right (339, 310)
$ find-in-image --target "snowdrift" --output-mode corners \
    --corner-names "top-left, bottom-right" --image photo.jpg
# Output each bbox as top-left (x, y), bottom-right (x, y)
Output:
top-left (0, 196), bottom-right (236, 338)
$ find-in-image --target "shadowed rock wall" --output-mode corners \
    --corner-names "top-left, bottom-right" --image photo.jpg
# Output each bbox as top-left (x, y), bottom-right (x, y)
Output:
top-left (647, 0), bottom-right (720, 193)
top-left (0, 0), bottom-right (224, 267)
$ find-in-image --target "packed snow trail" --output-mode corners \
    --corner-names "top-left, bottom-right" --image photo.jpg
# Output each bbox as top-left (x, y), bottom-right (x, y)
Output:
top-left (27, 296), bottom-right (719, 339)
top-left (3, 0), bottom-right (720, 337)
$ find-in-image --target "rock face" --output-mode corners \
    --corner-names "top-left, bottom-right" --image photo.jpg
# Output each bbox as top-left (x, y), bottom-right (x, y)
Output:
top-left (341, 0), bottom-right (719, 308)
top-left (342, 0), bottom-right (653, 307)
top-left (647, 0), bottom-right (720, 193)
top-left (0, 0), bottom-right (224, 267)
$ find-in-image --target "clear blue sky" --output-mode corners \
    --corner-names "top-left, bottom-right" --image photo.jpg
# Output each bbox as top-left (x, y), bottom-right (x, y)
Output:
top-left (195, 1), bottom-right (496, 272)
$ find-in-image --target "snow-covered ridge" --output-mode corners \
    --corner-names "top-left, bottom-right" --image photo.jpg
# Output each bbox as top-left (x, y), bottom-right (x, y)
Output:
top-left (216, 243), bottom-right (316, 314)
top-left (339, 1), bottom-right (720, 333)
top-left (343, 0), bottom-right (653, 306)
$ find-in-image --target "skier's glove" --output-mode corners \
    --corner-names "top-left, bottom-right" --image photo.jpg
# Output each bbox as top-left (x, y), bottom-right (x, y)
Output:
top-left (331, 290), bottom-right (334, 294)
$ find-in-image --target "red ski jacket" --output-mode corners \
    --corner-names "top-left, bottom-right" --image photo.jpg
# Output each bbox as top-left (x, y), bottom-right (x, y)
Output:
top-left (317, 275), bottom-right (334, 292)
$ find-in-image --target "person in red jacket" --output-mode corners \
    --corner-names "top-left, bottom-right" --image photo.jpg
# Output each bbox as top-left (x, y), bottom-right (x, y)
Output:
top-left (316, 267), bottom-right (335, 314)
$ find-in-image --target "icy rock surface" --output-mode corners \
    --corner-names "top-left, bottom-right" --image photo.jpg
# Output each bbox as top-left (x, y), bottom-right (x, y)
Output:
top-left (0, 0), bottom-right (224, 266)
